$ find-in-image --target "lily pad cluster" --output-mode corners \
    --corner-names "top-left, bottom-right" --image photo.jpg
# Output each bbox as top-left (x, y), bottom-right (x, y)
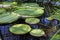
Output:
top-left (0, 2), bottom-right (44, 24)
top-left (0, 2), bottom-right (17, 10)
top-left (9, 24), bottom-right (45, 37)
top-left (0, 2), bottom-right (45, 37)
top-left (0, 1), bottom-right (60, 39)
top-left (51, 14), bottom-right (60, 21)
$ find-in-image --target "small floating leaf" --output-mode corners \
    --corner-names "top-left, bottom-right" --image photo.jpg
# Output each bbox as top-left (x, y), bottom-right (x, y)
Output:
top-left (30, 29), bottom-right (45, 37)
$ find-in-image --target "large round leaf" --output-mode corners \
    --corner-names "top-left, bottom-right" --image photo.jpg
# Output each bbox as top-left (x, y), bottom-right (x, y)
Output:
top-left (30, 29), bottom-right (45, 37)
top-left (0, 12), bottom-right (19, 24)
top-left (9, 24), bottom-right (31, 34)
top-left (14, 3), bottom-right (44, 18)
top-left (25, 18), bottom-right (40, 24)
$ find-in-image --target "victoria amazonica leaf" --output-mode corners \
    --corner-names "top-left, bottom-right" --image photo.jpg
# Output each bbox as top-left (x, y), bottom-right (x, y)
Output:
top-left (20, 3), bottom-right (44, 9)
top-left (9, 24), bottom-right (31, 34)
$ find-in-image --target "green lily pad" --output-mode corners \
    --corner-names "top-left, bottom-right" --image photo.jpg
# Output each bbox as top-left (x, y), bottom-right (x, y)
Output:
top-left (14, 3), bottom-right (44, 18)
top-left (9, 24), bottom-right (31, 34)
top-left (30, 29), bottom-right (45, 37)
top-left (46, 16), bottom-right (53, 20)
top-left (14, 8), bottom-right (44, 17)
top-left (25, 18), bottom-right (40, 24)
top-left (21, 3), bottom-right (39, 7)
top-left (0, 12), bottom-right (19, 24)
top-left (20, 3), bottom-right (44, 9)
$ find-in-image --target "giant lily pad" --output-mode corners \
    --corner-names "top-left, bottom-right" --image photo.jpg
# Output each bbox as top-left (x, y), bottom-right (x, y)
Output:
top-left (0, 12), bottom-right (19, 24)
top-left (14, 3), bottom-right (44, 18)
top-left (30, 29), bottom-right (45, 37)
top-left (9, 24), bottom-right (31, 34)
top-left (25, 18), bottom-right (40, 24)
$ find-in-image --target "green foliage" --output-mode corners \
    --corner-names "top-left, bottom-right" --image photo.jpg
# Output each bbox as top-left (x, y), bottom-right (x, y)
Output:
top-left (0, 8), bottom-right (6, 13)
top-left (0, 12), bottom-right (19, 24)
top-left (46, 16), bottom-right (53, 20)
top-left (51, 29), bottom-right (60, 40)
top-left (9, 24), bottom-right (31, 34)
top-left (51, 14), bottom-right (60, 21)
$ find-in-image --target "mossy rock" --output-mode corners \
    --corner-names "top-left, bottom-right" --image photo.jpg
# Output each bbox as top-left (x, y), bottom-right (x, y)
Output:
top-left (0, 12), bottom-right (19, 24)
top-left (25, 18), bottom-right (40, 24)
top-left (30, 29), bottom-right (45, 37)
top-left (9, 24), bottom-right (31, 35)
